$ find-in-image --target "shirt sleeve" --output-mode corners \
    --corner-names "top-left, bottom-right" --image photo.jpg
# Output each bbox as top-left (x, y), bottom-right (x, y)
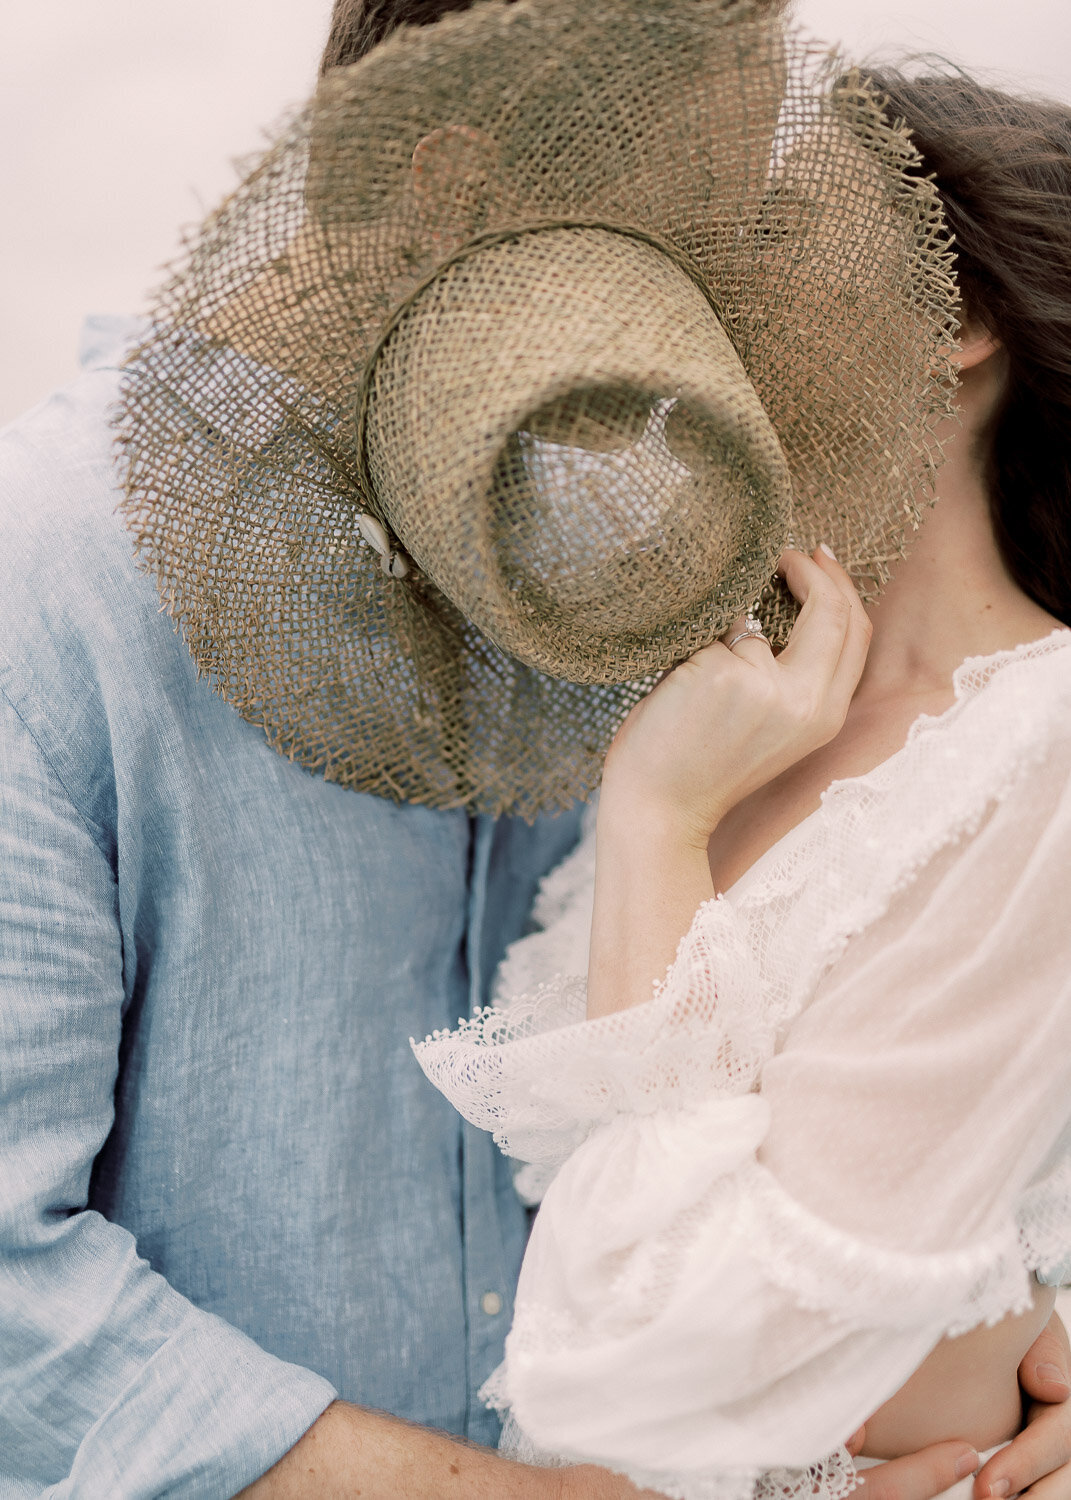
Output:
top-left (416, 717), bottom-right (1071, 1496)
top-left (0, 692), bottom-right (336, 1498)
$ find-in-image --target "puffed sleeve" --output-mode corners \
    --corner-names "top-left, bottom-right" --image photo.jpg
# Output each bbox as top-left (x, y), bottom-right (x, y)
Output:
top-left (414, 667), bottom-right (1071, 1500)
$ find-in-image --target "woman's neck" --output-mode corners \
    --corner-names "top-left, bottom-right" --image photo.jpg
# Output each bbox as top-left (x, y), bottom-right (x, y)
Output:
top-left (853, 406), bottom-right (1060, 713)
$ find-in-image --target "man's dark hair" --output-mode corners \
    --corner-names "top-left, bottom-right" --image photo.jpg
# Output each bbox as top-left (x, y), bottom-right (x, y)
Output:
top-left (318, 0), bottom-right (786, 70)
top-left (319, 0), bottom-right (516, 74)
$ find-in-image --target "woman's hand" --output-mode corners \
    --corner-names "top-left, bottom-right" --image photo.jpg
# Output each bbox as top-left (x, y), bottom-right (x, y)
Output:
top-left (588, 546), bottom-right (872, 1018)
top-left (600, 545), bottom-right (872, 851)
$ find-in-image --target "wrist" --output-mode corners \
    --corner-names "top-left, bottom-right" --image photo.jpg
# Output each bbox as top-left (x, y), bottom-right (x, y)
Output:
top-left (596, 785), bottom-right (718, 860)
top-left (588, 793), bottom-right (718, 1018)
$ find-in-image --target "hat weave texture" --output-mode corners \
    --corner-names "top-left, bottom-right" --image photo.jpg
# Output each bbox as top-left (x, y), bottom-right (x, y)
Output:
top-left (115, 0), bottom-right (958, 816)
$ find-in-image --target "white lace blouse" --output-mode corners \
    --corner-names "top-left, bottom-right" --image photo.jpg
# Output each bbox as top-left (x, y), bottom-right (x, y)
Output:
top-left (414, 633), bottom-right (1071, 1500)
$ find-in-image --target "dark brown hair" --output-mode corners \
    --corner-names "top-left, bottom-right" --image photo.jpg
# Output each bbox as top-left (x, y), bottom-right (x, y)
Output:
top-left (319, 0), bottom-right (515, 74)
top-left (869, 69), bottom-right (1071, 624)
top-left (319, 0), bottom-right (782, 74)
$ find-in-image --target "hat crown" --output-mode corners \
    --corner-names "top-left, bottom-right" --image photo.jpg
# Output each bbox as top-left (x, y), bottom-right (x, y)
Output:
top-left (365, 224), bottom-right (792, 682)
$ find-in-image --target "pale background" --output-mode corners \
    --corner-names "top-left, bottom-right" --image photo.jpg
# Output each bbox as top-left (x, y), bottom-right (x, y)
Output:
top-left (1, 1), bottom-right (1069, 424)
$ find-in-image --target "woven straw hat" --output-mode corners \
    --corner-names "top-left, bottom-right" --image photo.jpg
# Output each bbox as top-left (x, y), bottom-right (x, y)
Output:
top-left (116, 0), bottom-right (957, 816)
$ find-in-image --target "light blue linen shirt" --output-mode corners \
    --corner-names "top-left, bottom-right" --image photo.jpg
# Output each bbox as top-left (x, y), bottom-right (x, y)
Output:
top-left (0, 318), bottom-right (583, 1497)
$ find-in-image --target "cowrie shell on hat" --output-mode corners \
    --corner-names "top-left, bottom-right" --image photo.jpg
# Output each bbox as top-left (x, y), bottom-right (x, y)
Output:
top-left (356, 512), bottom-right (391, 557)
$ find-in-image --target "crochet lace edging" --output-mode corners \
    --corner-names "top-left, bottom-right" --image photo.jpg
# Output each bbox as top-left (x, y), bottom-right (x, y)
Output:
top-left (741, 1162), bottom-right (1043, 1335)
top-left (491, 1399), bottom-right (862, 1500)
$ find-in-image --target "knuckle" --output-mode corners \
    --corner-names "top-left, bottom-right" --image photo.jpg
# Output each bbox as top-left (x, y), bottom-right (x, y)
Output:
top-left (783, 677), bottom-right (851, 746)
top-left (672, 656), bottom-right (710, 689)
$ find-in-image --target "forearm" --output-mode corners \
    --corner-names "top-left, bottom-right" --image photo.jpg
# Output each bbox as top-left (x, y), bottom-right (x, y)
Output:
top-left (586, 547), bottom-right (871, 1021)
top-left (0, 702), bottom-right (335, 1494)
top-left (240, 1402), bottom-right (637, 1499)
top-left (0, 1214), bottom-right (335, 1494)
top-left (587, 794), bottom-right (714, 1018)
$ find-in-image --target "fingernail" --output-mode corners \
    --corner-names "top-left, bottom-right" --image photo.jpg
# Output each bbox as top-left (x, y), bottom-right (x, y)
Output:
top-left (983, 1480), bottom-right (1010, 1497)
top-left (818, 542), bottom-right (837, 561)
top-left (1037, 1361), bottom-right (1070, 1388)
top-left (954, 1451), bottom-right (981, 1481)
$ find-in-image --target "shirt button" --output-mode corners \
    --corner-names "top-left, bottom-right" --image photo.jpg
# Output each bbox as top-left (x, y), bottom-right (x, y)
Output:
top-left (480, 1291), bottom-right (503, 1316)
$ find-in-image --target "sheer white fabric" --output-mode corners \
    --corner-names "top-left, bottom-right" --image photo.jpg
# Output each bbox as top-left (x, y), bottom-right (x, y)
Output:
top-left (414, 632), bottom-right (1071, 1500)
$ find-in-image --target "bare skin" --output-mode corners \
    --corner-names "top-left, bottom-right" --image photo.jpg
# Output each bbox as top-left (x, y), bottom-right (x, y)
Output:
top-left (237, 1403), bottom-right (662, 1499)
top-left (862, 1286), bottom-right (1058, 1459)
top-left (589, 316), bottom-right (1071, 1488)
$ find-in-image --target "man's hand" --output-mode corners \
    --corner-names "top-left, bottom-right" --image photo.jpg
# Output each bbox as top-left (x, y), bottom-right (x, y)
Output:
top-left (849, 1427), bottom-right (981, 1500)
top-left (850, 1315), bottom-right (1071, 1500)
top-left (974, 1314), bottom-right (1071, 1499)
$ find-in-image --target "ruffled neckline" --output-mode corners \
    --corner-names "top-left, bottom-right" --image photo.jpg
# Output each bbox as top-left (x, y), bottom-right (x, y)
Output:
top-left (725, 628), bottom-right (1071, 905)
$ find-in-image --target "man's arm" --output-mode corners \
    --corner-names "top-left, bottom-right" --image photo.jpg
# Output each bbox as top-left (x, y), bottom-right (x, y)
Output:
top-left (240, 1403), bottom-right (654, 1499)
top-left (244, 1327), bottom-right (1071, 1500)
top-left (0, 694), bottom-right (336, 1495)
top-left (0, 688), bottom-right (657, 1500)
top-left (243, 1402), bottom-right (1005, 1500)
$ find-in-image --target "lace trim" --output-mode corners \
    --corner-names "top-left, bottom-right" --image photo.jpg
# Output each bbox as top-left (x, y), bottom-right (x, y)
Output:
top-left (442, 637), bottom-right (1071, 1500)
top-left (414, 895), bottom-right (771, 1167)
top-left (728, 639), bottom-right (1071, 1031)
top-left (1018, 1152), bottom-right (1071, 1282)
top-left (494, 800), bottom-right (599, 1003)
top-left (415, 636), bottom-right (1071, 1175)
top-left (843, 628), bottom-right (1069, 776)
top-left (510, 1158), bottom-right (1065, 1356)
top-left (949, 626), bottom-right (1071, 704)
top-left (741, 1163), bottom-right (1035, 1336)
top-left (484, 1163), bottom-right (1065, 1500)
top-left (482, 1164), bottom-right (1066, 1500)
top-left (512, 1157), bottom-right (1070, 1351)
top-left (731, 630), bottom-right (1071, 913)
top-left (493, 1399), bottom-right (861, 1500)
